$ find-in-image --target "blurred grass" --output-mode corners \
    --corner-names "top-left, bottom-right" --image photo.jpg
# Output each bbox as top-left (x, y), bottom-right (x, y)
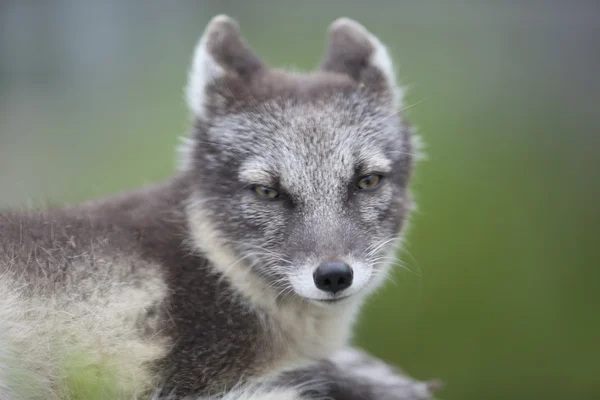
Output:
top-left (1, 1), bottom-right (599, 399)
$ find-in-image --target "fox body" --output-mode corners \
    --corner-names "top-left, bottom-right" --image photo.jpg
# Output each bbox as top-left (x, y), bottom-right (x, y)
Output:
top-left (0, 15), bottom-right (431, 400)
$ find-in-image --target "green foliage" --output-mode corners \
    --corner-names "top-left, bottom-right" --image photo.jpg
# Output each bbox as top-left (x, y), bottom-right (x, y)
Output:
top-left (59, 350), bottom-right (126, 400)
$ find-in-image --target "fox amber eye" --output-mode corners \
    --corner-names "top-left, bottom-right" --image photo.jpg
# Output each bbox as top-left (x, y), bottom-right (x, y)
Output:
top-left (357, 175), bottom-right (383, 190)
top-left (253, 185), bottom-right (279, 199)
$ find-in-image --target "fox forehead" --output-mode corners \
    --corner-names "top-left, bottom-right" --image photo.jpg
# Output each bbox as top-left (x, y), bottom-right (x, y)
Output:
top-left (238, 148), bottom-right (392, 188)
top-left (209, 90), bottom-right (399, 144)
top-left (223, 98), bottom-right (403, 187)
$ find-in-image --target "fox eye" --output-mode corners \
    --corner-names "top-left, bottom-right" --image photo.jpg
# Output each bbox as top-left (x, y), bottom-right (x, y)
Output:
top-left (357, 175), bottom-right (383, 190)
top-left (252, 185), bottom-right (280, 199)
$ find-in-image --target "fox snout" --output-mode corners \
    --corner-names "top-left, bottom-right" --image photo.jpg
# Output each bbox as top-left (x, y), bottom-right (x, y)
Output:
top-left (313, 261), bottom-right (354, 294)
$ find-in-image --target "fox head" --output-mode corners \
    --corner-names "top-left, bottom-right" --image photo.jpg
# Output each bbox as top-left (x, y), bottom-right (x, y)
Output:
top-left (183, 15), bottom-right (419, 305)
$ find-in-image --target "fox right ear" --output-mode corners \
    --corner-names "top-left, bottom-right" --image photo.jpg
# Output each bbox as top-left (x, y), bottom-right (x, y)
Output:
top-left (320, 18), bottom-right (402, 107)
top-left (186, 15), bottom-right (265, 119)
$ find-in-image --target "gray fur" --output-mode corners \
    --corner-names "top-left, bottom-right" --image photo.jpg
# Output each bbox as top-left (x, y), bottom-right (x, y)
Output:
top-left (0, 15), bottom-right (432, 400)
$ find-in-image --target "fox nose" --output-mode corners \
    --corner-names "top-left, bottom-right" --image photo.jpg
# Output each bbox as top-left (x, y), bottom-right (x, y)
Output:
top-left (313, 262), bottom-right (353, 294)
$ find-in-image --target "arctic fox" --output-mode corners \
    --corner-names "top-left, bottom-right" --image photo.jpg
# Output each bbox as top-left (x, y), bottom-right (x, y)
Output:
top-left (0, 15), bottom-right (434, 400)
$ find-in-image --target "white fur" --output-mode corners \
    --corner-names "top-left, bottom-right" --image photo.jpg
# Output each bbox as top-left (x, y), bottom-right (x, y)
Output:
top-left (239, 158), bottom-right (278, 186)
top-left (177, 136), bottom-right (197, 172)
top-left (195, 387), bottom-right (304, 400)
top-left (0, 255), bottom-right (168, 399)
top-left (215, 389), bottom-right (303, 400)
top-left (358, 147), bottom-right (394, 173)
top-left (153, 379), bottom-right (309, 400)
top-left (411, 129), bottom-right (428, 162)
top-left (186, 16), bottom-right (229, 119)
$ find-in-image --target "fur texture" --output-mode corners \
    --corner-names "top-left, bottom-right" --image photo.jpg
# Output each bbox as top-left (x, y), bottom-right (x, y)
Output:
top-left (0, 15), bottom-right (431, 400)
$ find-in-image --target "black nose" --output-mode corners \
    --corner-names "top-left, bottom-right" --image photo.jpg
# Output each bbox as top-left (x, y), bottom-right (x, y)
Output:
top-left (313, 262), bottom-right (353, 294)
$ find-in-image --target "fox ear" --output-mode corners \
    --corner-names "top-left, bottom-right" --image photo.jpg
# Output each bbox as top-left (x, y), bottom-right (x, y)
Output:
top-left (320, 18), bottom-right (401, 107)
top-left (186, 15), bottom-right (265, 118)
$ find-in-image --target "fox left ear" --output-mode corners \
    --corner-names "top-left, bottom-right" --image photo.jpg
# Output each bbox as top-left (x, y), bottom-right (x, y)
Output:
top-left (186, 15), bottom-right (266, 119)
top-left (320, 18), bottom-right (402, 107)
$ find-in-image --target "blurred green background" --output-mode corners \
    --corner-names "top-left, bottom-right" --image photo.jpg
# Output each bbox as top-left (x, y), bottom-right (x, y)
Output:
top-left (1, 1), bottom-right (599, 399)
